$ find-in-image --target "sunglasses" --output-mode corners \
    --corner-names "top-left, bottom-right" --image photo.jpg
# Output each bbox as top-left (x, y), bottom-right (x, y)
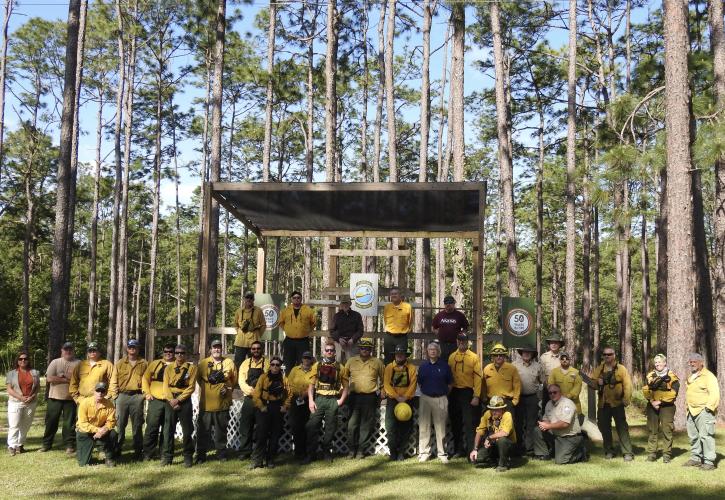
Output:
top-left (548, 390), bottom-right (560, 395)
top-left (18, 358), bottom-right (29, 361)
top-left (96, 390), bottom-right (107, 394)
top-left (603, 353), bottom-right (615, 356)
top-left (175, 351), bottom-right (186, 355)
top-left (359, 347), bottom-right (372, 350)
top-left (270, 363), bottom-right (281, 367)
top-left (324, 348), bottom-right (335, 352)
top-left (163, 350), bottom-right (174, 354)
top-left (87, 349), bottom-right (98, 352)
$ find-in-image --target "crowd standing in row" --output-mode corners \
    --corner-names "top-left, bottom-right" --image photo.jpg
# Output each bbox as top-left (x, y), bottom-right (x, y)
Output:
top-left (5, 291), bottom-right (720, 472)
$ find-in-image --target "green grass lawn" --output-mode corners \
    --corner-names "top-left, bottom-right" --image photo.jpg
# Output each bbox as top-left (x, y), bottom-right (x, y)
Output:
top-left (0, 382), bottom-right (723, 499)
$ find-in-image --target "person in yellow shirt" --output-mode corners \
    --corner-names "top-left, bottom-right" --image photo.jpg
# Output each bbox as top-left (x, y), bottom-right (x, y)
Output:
top-left (142, 343), bottom-right (175, 461)
top-left (587, 346), bottom-right (633, 461)
top-left (482, 343), bottom-right (521, 415)
top-left (110, 338), bottom-right (147, 460)
top-left (303, 340), bottom-right (349, 464)
top-left (448, 333), bottom-right (482, 459)
top-left (345, 338), bottom-right (384, 458)
top-left (162, 344), bottom-right (197, 468)
top-left (683, 352), bottom-right (720, 470)
top-left (642, 353), bottom-right (679, 464)
top-left (195, 339), bottom-right (236, 463)
top-left (469, 395), bottom-right (517, 472)
top-left (286, 351), bottom-right (316, 460)
top-left (76, 382), bottom-right (117, 467)
top-left (233, 291), bottom-right (266, 369)
top-left (383, 345), bottom-right (417, 461)
top-left (237, 341), bottom-right (268, 460)
top-left (278, 291), bottom-right (317, 369)
top-left (547, 352), bottom-right (582, 414)
top-left (382, 287), bottom-right (412, 364)
top-left (69, 342), bottom-right (115, 403)
top-left (249, 356), bottom-right (290, 469)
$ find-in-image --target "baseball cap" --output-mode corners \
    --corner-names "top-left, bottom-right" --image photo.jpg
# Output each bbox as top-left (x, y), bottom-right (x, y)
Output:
top-left (87, 341), bottom-right (99, 351)
top-left (443, 295), bottom-right (456, 305)
top-left (456, 333), bottom-right (469, 341)
top-left (62, 342), bottom-right (74, 350)
top-left (301, 351), bottom-right (314, 359)
top-left (127, 339), bottom-right (140, 348)
top-left (244, 291), bottom-right (254, 299)
top-left (210, 339), bottom-right (222, 347)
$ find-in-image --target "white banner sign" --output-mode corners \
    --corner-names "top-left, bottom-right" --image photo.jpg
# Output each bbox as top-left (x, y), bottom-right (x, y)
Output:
top-left (350, 273), bottom-right (379, 317)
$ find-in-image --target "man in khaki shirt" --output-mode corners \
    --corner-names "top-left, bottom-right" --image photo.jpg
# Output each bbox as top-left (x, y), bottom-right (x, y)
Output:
top-left (532, 384), bottom-right (587, 464)
top-left (41, 342), bottom-right (80, 454)
top-left (345, 339), bottom-right (384, 458)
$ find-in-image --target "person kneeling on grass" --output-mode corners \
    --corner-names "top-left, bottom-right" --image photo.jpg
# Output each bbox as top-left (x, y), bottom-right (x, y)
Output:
top-left (76, 382), bottom-right (117, 467)
top-left (469, 395), bottom-right (516, 472)
top-left (532, 384), bottom-right (587, 464)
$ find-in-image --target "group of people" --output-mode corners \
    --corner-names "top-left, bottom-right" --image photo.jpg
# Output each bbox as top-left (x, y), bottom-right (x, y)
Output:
top-left (5, 290), bottom-right (720, 473)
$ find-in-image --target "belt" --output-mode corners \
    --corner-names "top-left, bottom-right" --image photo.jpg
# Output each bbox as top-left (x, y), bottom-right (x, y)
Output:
top-left (423, 393), bottom-right (446, 398)
top-left (317, 394), bottom-right (338, 398)
top-left (385, 332), bottom-right (408, 336)
top-left (353, 391), bottom-right (378, 396)
top-left (559, 433), bottom-right (584, 439)
top-left (122, 390), bottom-right (142, 395)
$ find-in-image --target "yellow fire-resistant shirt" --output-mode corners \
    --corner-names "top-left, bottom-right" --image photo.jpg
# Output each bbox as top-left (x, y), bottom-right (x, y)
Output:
top-left (110, 357), bottom-right (148, 397)
top-left (686, 368), bottom-right (720, 416)
top-left (383, 361), bottom-right (417, 400)
top-left (476, 410), bottom-right (517, 443)
top-left (346, 356), bottom-right (385, 394)
top-left (163, 361), bottom-right (198, 402)
top-left (233, 306), bottom-right (266, 348)
top-left (287, 364), bottom-right (316, 398)
top-left (483, 362), bottom-right (521, 405)
top-left (252, 372), bottom-right (291, 410)
top-left (642, 369), bottom-right (679, 405)
top-left (239, 357), bottom-right (269, 397)
top-left (448, 349), bottom-right (483, 396)
top-left (383, 301), bottom-right (413, 335)
top-left (548, 366), bottom-right (583, 414)
top-left (197, 356), bottom-right (236, 412)
top-left (591, 362), bottom-right (632, 408)
top-left (70, 359), bottom-right (115, 402)
top-left (278, 305), bottom-right (317, 339)
top-left (143, 359), bottom-right (172, 400)
top-left (76, 397), bottom-right (116, 434)
top-left (311, 361), bottom-right (349, 397)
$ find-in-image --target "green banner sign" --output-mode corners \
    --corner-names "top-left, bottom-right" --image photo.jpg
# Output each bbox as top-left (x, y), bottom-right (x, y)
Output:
top-left (501, 297), bottom-right (536, 350)
top-left (255, 293), bottom-right (286, 341)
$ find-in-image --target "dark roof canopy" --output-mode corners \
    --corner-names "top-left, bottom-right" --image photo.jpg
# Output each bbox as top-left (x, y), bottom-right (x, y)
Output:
top-left (212, 182), bottom-right (486, 238)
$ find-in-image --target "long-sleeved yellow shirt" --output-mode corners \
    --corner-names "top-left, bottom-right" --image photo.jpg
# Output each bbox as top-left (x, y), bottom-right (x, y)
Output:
top-left (686, 368), bottom-right (720, 416)
top-left (233, 306), bottom-right (266, 348)
top-left (252, 372), bottom-right (291, 410)
top-left (143, 359), bottom-right (172, 400)
top-left (548, 367), bottom-right (583, 413)
top-left (76, 396), bottom-right (116, 434)
top-left (383, 301), bottom-right (412, 334)
top-left (197, 356), bottom-right (236, 412)
top-left (591, 362), bottom-right (632, 408)
top-left (346, 356), bottom-right (385, 394)
top-left (483, 362), bottom-right (521, 405)
top-left (278, 305), bottom-right (316, 339)
top-left (642, 369), bottom-right (679, 405)
top-left (70, 359), bottom-right (115, 402)
top-left (448, 349), bottom-right (483, 396)
top-left (239, 357), bottom-right (268, 397)
top-left (287, 364), bottom-right (316, 397)
top-left (163, 361), bottom-right (198, 402)
top-left (383, 361), bottom-right (417, 400)
top-left (110, 357), bottom-right (147, 397)
top-left (476, 410), bottom-right (517, 443)
top-left (311, 361), bottom-right (349, 397)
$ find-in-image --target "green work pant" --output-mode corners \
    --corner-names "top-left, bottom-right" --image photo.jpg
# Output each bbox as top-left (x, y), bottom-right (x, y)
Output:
top-left (645, 403), bottom-right (675, 457)
top-left (514, 393), bottom-right (539, 454)
top-left (597, 404), bottom-right (633, 456)
top-left (196, 410), bottom-right (230, 457)
top-left (449, 387), bottom-right (481, 456)
top-left (383, 333), bottom-right (408, 365)
top-left (288, 398), bottom-right (310, 457)
top-left (42, 398), bottom-right (76, 450)
top-left (163, 398), bottom-right (194, 462)
top-left (238, 396), bottom-right (256, 455)
top-left (143, 398), bottom-right (168, 458)
top-left (306, 395), bottom-right (339, 456)
top-left (385, 398), bottom-right (414, 458)
top-left (533, 427), bottom-right (586, 464)
top-left (474, 436), bottom-right (514, 467)
top-left (347, 392), bottom-right (379, 453)
top-left (687, 410), bottom-right (717, 466)
top-left (76, 429), bottom-right (117, 466)
top-left (251, 400), bottom-right (284, 465)
top-left (115, 392), bottom-right (145, 455)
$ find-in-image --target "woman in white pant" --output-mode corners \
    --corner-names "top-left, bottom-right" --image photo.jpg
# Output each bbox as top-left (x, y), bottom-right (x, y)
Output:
top-left (6, 352), bottom-right (40, 456)
top-left (417, 342), bottom-right (453, 463)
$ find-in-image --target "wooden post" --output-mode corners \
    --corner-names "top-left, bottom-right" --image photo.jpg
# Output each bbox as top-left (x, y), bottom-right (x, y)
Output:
top-left (198, 182), bottom-right (213, 357)
top-left (326, 237), bottom-right (339, 331)
top-left (256, 237), bottom-right (267, 294)
top-left (474, 184), bottom-right (487, 360)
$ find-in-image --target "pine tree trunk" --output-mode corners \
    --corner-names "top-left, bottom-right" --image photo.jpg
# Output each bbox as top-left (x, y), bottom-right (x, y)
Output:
top-left (221, 101), bottom-right (236, 330)
top-left (663, 0), bottom-right (697, 430)
top-left (564, 0), bottom-right (577, 355)
top-left (656, 165), bottom-right (668, 353)
top-left (302, 1), bottom-right (315, 302)
top-left (0, 0), bottom-right (11, 182)
top-left (194, 64), bottom-right (211, 332)
top-left (692, 164), bottom-right (715, 369)
top-left (87, 86), bottom-right (104, 342)
top-left (385, 0), bottom-right (397, 181)
top-left (593, 207), bottom-right (601, 366)
top-left (491, 0), bottom-right (519, 296)
top-left (171, 100), bottom-right (182, 330)
top-left (581, 135), bottom-right (592, 370)
top-left (641, 211), bottom-right (652, 373)
top-left (49, 0), bottom-right (82, 362)
top-left (262, 0), bottom-right (276, 182)
top-left (324, 0), bottom-right (338, 182)
top-left (372, 0), bottom-right (386, 183)
top-left (435, 23), bottom-right (449, 308)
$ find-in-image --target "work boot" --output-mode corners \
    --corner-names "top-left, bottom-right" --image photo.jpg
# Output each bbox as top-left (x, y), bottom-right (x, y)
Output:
top-left (8, 447), bottom-right (16, 457)
top-left (604, 452), bottom-right (615, 460)
top-left (105, 458), bottom-right (116, 468)
top-left (184, 457), bottom-right (193, 468)
top-left (347, 449), bottom-right (357, 459)
top-left (266, 461), bottom-right (276, 469)
top-left (623, 454), bottom-right (634, 462)
top-left (495, 465), bottom-right (509, 473)
top-left (248, 461), bottom-right (263, 470)
top-left (194, 454), bottom-right (207, 465)
top-left (301, 455), bottom-right (313, 465)
top-left (683, 459), bottom-right (702, 467)
top-left (646, 454), bottom-right (657, 462)
top-left (701, 463), bottom-right (716, 471)
top-left (66, 448), bottom-right (76, 457)
top-left (663, 455), bottom-right (671, 464)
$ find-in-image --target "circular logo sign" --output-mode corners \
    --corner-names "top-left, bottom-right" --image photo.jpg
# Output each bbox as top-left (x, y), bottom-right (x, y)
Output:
top-left (261, 304), bottom-right (280, 330)
top-left (506, 308), bottom-right (532, 337)
top-left (352, 281), bottom-right (375, 309)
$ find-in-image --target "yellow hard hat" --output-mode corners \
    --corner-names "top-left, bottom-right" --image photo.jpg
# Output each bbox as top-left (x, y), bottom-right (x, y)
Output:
top-left (394, 402), bottom-right (412, 422)
top-left (490, 343), bottom-right (508, 355)
top-left (487, 395), bottom-right (507, 410)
